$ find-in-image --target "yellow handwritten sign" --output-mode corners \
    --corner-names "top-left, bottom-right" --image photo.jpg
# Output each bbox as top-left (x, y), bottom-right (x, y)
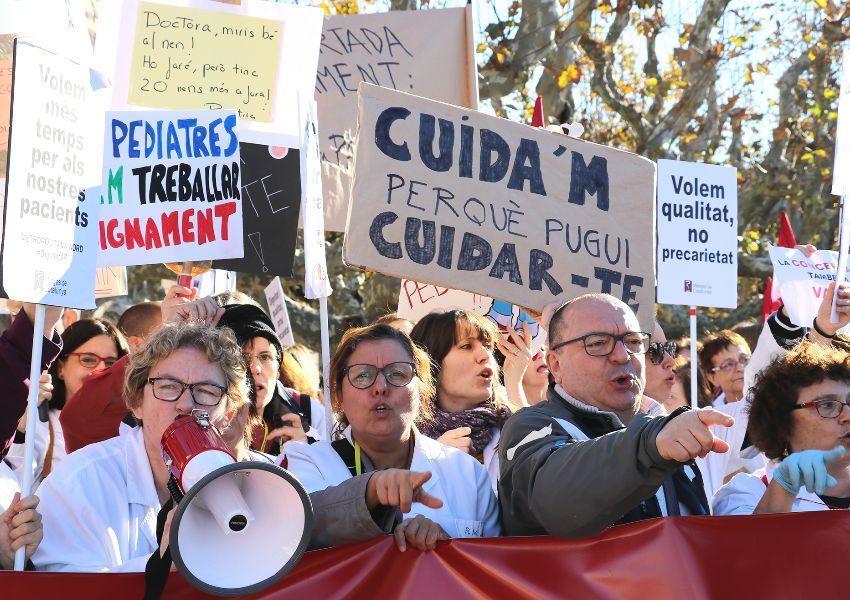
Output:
top-left (127, 1), bottom-right (283, 123)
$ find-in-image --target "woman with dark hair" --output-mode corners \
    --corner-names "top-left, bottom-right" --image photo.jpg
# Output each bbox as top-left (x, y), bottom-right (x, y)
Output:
top-left (7, 319), bottom-right (128, 490)
top-left (713, 341), bottom-right (850, 515)
top-left (409, 310), bottom-right (509, 491)
top-left (283, 323), bottom-right (499, 552)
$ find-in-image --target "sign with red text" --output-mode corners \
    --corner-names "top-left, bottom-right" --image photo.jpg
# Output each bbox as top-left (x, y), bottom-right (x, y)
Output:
top-left (1, 39), bottom-right (99, 308)
top-left (344, 85), bottom-right (656, 330)
top-left (397, 278), bottom-right (546, 352)
top-left (656, 159), bottom-right (738, 308)
top-left (769, 244), bottom-right (850, 331)
top-left (317, 7), bottom-right (477, 231)
top-left (95, 266), bottom-right (128, 299)
top-left (98, 109), bottom-right (244, 267)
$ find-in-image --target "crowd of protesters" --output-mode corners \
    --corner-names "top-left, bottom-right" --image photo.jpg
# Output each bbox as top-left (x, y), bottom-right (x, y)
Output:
top-left (1, 256), bottom-right (849, 572)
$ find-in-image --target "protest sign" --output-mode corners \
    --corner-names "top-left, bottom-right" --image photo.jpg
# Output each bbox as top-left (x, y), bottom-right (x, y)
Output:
top-left (656, 159), bottom-right (738, 309)
top-left (213, 143), bottom-right (300, 276)
top-left (1, 39), bottom-right (99, 308)
top-left (264, 276), bottom-right (295, 347)
top-left (95, 266), bottom-right (128, 299)
top-left (300, 98), bottom-right (331, 299)
top-left (768, 245), bottom-right (850, 331)
top-left (317, 7), bottom-right (477, 231)
top-left (343, 84), bottom-right (656, 329)
top-left (101, 0), bottom-right (323, 147)
top-left (98, 109), bottom-right (244, 267)
top-left (397, 278), bottom-right (546, 352)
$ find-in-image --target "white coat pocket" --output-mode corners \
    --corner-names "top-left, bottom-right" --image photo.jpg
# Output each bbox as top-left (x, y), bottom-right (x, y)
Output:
top-left (454, 519), bottom-right (483, 538)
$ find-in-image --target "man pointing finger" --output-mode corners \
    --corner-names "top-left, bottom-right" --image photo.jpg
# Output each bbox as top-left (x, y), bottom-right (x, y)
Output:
top-left (499, 293), bottom-right (730, 539)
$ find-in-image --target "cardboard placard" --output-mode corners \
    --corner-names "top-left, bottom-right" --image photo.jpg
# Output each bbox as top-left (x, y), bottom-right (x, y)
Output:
top-left (95, 266), bottom-right (128, 299)
top-left (344, 84), bottom-right (656, 330)
top-left (768, 245), bottom-right (850, 331)
top-left (98, 109), bottom-right (244, 267)
top-left (317, 7), bottom-right (477, 231)
top-left (1, 40), bottom-right (99, 308)
top-left (397, 278), bottom-right (546, 352)
top-left (656, 159), bottom-right (738, 308)
top-left (212, 143), bottom-right (300, 276)
top-left (264, 276), bottom-right (295, 347)
top-left (100, 0), bottom-right (323, 147)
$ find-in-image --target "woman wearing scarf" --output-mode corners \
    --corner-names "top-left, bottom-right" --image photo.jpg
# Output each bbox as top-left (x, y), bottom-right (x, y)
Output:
top-left (410, 310), bottom-right (510, 492)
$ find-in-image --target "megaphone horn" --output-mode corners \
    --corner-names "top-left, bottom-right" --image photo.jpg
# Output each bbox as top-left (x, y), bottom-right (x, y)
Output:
top-left (161, 410), bottom-right (313, 596)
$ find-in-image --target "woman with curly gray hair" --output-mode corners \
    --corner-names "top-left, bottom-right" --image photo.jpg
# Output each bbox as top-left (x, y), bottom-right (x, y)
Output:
top-left (32, 323), bottom-right (259, 572)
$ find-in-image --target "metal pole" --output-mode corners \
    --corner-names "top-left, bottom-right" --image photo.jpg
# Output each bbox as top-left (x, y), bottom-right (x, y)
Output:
top-left (14, 303), bottom-right (46, 571)
top-left (689, 306), bottom-right (698, 410)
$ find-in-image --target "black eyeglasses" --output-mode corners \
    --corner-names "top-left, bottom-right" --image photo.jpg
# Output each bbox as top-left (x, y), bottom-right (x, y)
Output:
top-left (550, 332), bottom-right (651, 357)
top-left (147, 377), bottom-right (228, 407)
top-left (793, 397), bottom-right (850, 419)
top-left (342, 362), bottom-right (415, 389)
top-left (648, 341), bottom-right (677, 365)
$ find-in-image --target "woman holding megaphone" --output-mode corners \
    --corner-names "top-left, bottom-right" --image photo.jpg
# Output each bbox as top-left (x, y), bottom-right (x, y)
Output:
top-left (283, 323), bottom-right (500, 552)
top-left (32, 323), bottom-right (269, 571)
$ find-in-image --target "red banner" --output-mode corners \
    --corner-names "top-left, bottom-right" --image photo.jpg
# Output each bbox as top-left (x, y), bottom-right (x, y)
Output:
top-left (2, 512), bottom-right (847, 599)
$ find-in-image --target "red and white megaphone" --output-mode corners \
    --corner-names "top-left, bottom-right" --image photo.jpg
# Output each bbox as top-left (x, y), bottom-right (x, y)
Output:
top-left (161, 410), bottom-right (313, 596)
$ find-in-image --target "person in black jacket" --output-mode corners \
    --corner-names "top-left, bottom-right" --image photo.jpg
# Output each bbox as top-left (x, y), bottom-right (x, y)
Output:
top-left (499, 293), bottom-right (734, 538)
top-left (217, 304), bottom-right (325, 455)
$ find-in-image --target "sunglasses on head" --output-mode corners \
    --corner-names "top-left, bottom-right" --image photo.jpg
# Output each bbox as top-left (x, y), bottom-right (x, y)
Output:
top-left (647, 341), bottom-right (677, 365)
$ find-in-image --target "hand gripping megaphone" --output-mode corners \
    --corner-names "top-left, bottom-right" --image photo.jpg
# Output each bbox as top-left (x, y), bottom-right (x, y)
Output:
top-left (161, 410), bottom-right (313, 596)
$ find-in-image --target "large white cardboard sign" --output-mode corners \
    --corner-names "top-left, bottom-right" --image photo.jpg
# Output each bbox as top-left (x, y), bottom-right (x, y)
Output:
top-left (264, 276), bottom-right (295, 347)
top-left (768, 245), bottom-right (850, 331)
top-left (1, 40), bottom-right (99, 308)
top-left (344, 84), bottom-right (656, 329)
top-left (98, 109), bottom-right (244, 267)
top-left (300, 97), bottom-right (331, 299)
top-left (656, 159), bottom-right (738, 308)
top-left (97, 0), bottom-right (323, 147)
top-left (317, 7), bottom-right (477, 231)
top-left (397, 278), bottom-right (546, 352)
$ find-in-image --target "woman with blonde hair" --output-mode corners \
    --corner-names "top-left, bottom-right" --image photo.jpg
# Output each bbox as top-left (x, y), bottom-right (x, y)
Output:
top-left (33, 323), bottom-right (267, 571)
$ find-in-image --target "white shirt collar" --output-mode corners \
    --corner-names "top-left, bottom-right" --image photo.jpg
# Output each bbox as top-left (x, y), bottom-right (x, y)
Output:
top-left (124, 426), bottom-right (161, 509)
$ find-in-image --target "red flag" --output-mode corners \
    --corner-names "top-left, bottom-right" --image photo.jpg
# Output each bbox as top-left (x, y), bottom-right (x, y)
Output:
top-left (531, 97), bottom-right (544, 127)
top-left (762, 211), bottom-right (797, 321)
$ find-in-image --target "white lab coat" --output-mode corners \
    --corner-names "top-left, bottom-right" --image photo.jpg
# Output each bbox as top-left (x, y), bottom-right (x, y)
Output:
top-left (0, 460), bottom-right (20, 510)
top-left (33, 426), bottom-right (161, 572)
top-left (6, 409), bottom-right (66, 493)
top-left (282, 427), bottom-right (501, 538)
top-left (696, 394), bottom-right (766, 503)
top-left (712, 461), bottom-right (830, 515)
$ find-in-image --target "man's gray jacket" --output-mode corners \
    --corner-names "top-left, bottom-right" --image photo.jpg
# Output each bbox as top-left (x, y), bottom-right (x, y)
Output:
top-left (498, 384), bottom-right (708, 538)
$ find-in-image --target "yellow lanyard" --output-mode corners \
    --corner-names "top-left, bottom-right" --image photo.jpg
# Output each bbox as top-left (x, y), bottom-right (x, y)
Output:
top-left (354, 441), bottom-right (363, 476)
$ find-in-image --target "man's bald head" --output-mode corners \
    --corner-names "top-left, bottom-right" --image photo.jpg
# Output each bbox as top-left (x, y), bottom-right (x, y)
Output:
top-left (549, 294), bottom-right (636, 347)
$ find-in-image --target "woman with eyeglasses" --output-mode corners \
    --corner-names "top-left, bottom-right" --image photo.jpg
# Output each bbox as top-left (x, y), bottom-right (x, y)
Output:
top-left (410, 310), bottom-right (511, 492)
top-left (714, 341), bottom-right (850, 515)
top-left (32, 323), bottom-right (267, 571)
top-left (699, 330), bottom-right (751, 407)
top-left (283, 323), bottom-right (499, 552)
top-left (7, 319), bottom-right (128, 491)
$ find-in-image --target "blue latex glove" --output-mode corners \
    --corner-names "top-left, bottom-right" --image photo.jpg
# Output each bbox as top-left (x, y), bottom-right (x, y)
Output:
top-left (773, 446), bottom-right (846, 496)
